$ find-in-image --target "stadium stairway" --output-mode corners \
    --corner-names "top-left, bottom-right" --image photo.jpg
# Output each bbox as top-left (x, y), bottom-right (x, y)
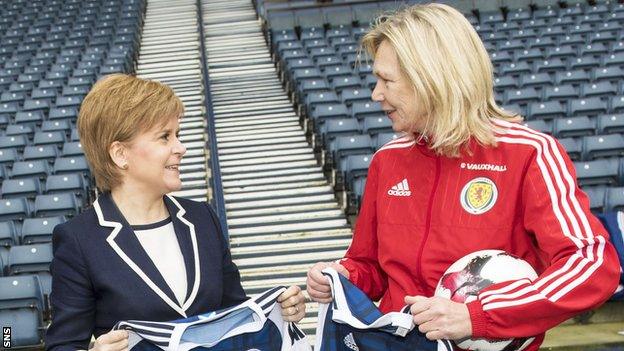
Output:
top-left (135, 0), bottom-right (210, 202)
top-left (199, 0), bottom-right (352, 337)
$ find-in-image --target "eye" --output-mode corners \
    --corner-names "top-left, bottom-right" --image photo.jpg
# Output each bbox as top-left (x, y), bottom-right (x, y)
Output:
top-left (161, 132), bottom-right (170, 141)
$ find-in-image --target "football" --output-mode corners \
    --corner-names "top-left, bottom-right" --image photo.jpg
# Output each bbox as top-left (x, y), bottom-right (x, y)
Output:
top-left (434, 250), bottom-right (538, 351)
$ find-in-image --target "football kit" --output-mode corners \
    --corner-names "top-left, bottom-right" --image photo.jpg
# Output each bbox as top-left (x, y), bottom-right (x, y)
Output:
top-left (114, 287), bottom-right (311, 351)
top-left (597, 211), bottom-right (624, 300)
top-left (315, 268), bottom-right (452, 351)
top-left (340, 120), bottom-right (620, 350)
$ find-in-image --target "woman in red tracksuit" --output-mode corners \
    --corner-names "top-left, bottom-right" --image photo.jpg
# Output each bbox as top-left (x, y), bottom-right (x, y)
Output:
top-left (306, 4), bottom-right (620, 350)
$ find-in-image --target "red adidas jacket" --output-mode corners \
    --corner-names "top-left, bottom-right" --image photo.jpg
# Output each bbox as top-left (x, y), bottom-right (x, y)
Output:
top-left (340, 119), bottom-right (620, 349)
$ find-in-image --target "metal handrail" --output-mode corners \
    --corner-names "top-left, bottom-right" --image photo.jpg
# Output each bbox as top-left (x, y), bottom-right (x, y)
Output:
top-left (196, 0), bottom-right (230, 243)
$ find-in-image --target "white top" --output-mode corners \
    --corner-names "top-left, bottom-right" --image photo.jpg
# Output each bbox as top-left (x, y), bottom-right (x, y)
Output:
top-left (133, 218), bottom-right (188, 305)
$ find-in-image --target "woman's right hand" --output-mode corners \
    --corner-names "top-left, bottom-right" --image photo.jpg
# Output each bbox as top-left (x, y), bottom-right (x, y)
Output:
top-left (90, 330), bottom-right (129, 351)
top-left (306, 261), bottom-right (349, 303)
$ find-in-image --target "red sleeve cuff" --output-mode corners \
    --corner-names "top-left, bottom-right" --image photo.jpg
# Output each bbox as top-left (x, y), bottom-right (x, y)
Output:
top-left (339, 258), bottom-right (357, 284)
top-left (467, 299), bottom-right (489, 338)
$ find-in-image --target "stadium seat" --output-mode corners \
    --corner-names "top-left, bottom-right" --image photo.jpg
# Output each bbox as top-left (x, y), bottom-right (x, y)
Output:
top-left (606, 187), bottom-right (624, 212)
top-left (542, 84), bottom-right (577, 102)
top-left (583, 186), bottom-right (606, 212)
top-left (321, 119), bottom-right (361, 143)
top-left (6, 243), bottom-right (52, 299)
top-left (0, 135), bottom-right (29, 150)
top-left (0, 275), bottom-right (44, 347)
top-left (574, 158), bottom-right (619, 186)
top-left (612, 96), bottom-right (624, 113)
top-left (505, 87), bottom-right (540, 104)
top-left (0, 148), bottom-right (19, 165)
top-left (0, 198), bottom-right (31, 221)
top-left (553, 117), bottom-right (596, 139)
top-left (556, 70), bottom-right (591, 85)
top-left (1, 178), bottom-right (42, 199)
top-left (558, 137), bottom-right (583, 161)
top-left (33, 193), bottom-right (80, 217)
top-left (362, 116), bottom-right (393, 136)
top-left (20, 217), bottom-right (64, 245)
top-left (342, 153), bottom-right (373, 185)
top-left (534, 58), bottom-right (566, 73)
top-left (583, 134), bottom-right (624, 160)
top-left (570, 97), bottom-right (609, 116)
top-left (0, 221), bottom-right (17, 247)
top-left (528, 101), bottom-right (565, 120)
top-left (330, 135), bottom-right (374, 161)
top-left (23, 145), bottom-right (59, 162)
top-left (53, 156), bottom-right (89, 175)
top-left (598, 114), bottom-right (624, 134)
top-left (311, 103), bottom-right (349, 123)
top-left (523, 120), bottom-right (552, 134)
top-left (10, 161), bottom-right (51, 179)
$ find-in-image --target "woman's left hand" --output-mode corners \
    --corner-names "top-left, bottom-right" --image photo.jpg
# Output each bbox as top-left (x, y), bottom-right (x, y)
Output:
top-left (278, 285), bottom-right (307, 322)
top-left (405, 295), bottom-right (472, 341)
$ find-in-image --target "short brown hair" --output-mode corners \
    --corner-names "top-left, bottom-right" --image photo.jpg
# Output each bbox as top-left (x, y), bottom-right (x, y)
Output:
top-left (78, 74), bottom-right (184, 192)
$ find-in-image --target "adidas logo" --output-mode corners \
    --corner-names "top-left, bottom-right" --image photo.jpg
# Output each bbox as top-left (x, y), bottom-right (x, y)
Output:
top-left (387, 178), bottom-right (411, 196)
top-left (344, 333), bottom-right (359, 351)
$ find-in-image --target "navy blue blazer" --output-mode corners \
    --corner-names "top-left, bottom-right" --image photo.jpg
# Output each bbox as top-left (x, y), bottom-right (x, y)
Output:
top-left (45, 193), bottom-right (247, 351)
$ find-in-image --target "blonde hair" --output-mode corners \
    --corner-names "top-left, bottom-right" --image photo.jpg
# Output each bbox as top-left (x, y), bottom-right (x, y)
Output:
top-left (362, 3), bottom-right (520, 157)
top-left (78, 74), bottom-right (184, 192)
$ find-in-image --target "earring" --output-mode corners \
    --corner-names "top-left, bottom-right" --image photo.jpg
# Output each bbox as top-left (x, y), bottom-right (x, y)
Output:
top-left (122, 164), bottom-right (128, 170)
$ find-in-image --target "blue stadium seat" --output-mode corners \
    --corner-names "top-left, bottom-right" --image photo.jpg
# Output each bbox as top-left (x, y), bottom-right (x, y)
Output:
top-left (307, 91), bottom-right (340, 108)
top-left (0, 221), bottom-right (17, 247)
top-left (45, 173), bottom-right (87, 198)
top-left (606, 187), bottom-right (624, 212)
top-left (4, 124), bottom-right (35, 139)
top-left (0, 148), bottom-right (20, 165)
top-left (523, 120), bottom-right (553, 135)
top-left (558, 137), bottom-right (582, 161)
top-left (0, 275), bottom-right (44, 347)
top-left (534, 58), bottom-right (566, 73)
top-left (10, 161), bottom-right (51, 179)
top-left (330, 75), bottom-right (362, 92)
top-left (598, 114), bottom-right (624, 134)
top-left (324, 64), bottom-right (354, 80)
top-left (594, 66), bottom-right (624, 82)
top-left (362, 116), bottom-right (393, 136)
top-left (311, 102), bottom-right (350, 125)
top-left (583, 186), bottom-right (606, 212)
top-left (556, 70), bottom-right (591, 85)
top-left (0, 135), bottom-right (28, 150)
top-left (22, 145), bottom-right (59, 162)
top-left (299, 79), bottom-right (330, 96)
top-left (330, 135), bottom-right (374, 161)
top-left (374, 132), bottom-right (403, 150)
top-left (340, 87), bottom-right (372, 105)
top-left (581, 82), bottom-right (618, 98)
top-left (34, 193), bottom-right (80, 217)
top-left (41, 120), bottom-right (72, 134)
top-left (568, 56), bottom-right (600, 70)
top-left (505, 87), bottom-right (540, 104)
top-left (543, 85), bottom-right (578, 101)
top-left (612, 96), bottom-right (624, 113)
top-left (52, 156), bottom-right (89, 175)
top-left (0, 198), bottom-right (31, 221)
top-left (553, 117), bottom-right (596, 138)
top-left (583, 134), bottom-right (624, 160)
top-left (351, 101), bottom-right (383, 119)
top-left (7, 244), bottom-right (52, 297)
top-left (342, 153), bottom-right (373, 185)
top-left (569, 97), bottom-right (608, 116)
top-left (20, 217), bottom-right (64, 245)
top-left (48, 107), bottom-right (78, 121)
top-left (321, 118), bottom-right (361, 143)
top-left (528, 101), bottom-right (565, 120)
top-left (574, 158), bottom-right (619, 186)
top-left (1, 178), bottom-right (42, 199)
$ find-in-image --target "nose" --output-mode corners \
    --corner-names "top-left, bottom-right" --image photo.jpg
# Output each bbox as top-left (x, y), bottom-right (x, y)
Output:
top-left (174, 136), bottom-right (186, 157)
top-left (371, 79), bottom-right (384, 102)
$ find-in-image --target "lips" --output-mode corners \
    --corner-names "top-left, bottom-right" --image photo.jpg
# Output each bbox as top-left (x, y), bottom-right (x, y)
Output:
top-left (165, 164), bottom-right (179, 170)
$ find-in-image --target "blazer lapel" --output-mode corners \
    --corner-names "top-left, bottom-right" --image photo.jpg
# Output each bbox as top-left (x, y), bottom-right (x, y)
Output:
top-left (164, 195), bottom-right (201, 311)
top-left (94, 193), bottom-right (188, 317)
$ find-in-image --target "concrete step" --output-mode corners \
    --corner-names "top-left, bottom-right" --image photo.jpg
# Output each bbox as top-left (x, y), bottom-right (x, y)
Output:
top-left (542, 322), bottom-right (624, 350)
top-left (227, 203), bottom-right (342, 219)
top-left (229, 228), bottom-right (352, 246)
top-left (228, 209), bottom-right (344, 228)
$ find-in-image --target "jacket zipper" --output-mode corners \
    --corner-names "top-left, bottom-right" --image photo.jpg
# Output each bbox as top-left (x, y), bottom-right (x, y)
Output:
top-left (416, 156), bottom-right (441, 293)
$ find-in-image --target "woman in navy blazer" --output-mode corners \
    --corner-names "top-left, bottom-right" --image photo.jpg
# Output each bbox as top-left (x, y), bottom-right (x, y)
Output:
top-left (45, 75), bottom-right (307, 351)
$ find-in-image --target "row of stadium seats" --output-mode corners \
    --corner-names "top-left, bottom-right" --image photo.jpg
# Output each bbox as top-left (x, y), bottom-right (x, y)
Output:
top-left (0, 0), bottom-right (146, 346)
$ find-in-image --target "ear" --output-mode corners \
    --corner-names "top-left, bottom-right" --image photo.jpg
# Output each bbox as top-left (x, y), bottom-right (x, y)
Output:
top-left (109, 141), bottom-right (128, 170)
